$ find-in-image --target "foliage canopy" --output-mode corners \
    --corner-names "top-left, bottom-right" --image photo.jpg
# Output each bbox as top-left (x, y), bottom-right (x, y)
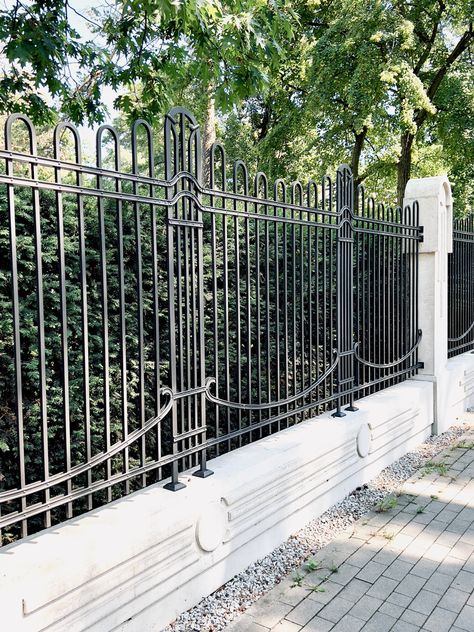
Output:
top-left (0, 0), bottom-right (473, 207)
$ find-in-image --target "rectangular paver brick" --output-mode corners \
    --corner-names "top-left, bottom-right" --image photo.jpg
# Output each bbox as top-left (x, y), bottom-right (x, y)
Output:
top-left (411, 558), bottom-right (439, 579)
top-left (386, 590), bottom-right (412, 607)
top-left (317, 597), bottom-right (354, 624)
top-left (301, 616), bottom-right (334, 632)
top-left (347, 547), bottom-right (378, 569)
top-left (347, 595), bottom-right (383, 621)
top-left (366, 576), bottom-right (398, 600)
top-left (390, 621), bottom-right (419, 632)
top-left (439, 555), bottom-right (464, 577)
top-left (274, 583), bottom-right (310, 607)
top-left (338, 579), bottom-right (371, 603)
top-left (446, 519), bottom-right (471, 535)
top-left (383, 559), bottom-right (413, 581)
top-left (307, 581), bottom-right (343, 605)
top-left (400, 608), bottom-right (427, 627)
top-left (395, 573), bottom-right (426, 597)
top-left (379, 600), bottom-right (405, 619)
top-left (423, 606), bottom-right (458, 632)
top-left (330, 564), bottom-right (360, 586)
top-left (248, 599), bottom-right (293, 628)
top-left (390, 621), bottom-right (420, 632)
top-left (330, 614), bottom-right (365, 632)
top-left (287, 599), bottom-right (325, 626)
top-left (437, 587), bottom-right (469, 613)
top-left (371, 548), bottom-right (398, 567)
top-left (454, 604), bottom-right (474, 631)
top-left (356, 561), bottom-right (386, 583)
top-left (451, 569), bottom-right (474, 593)
top-left (409, 589), bottom-right (441, 616)
top-left (425, 543), bottom-right (451, 563)
top-left (360, 612), bottom-right (397, 632)
top-left (423, 571), bottom-right (453, 595)
top-left (435, 531), bottom-right (461, 548)
top-left (272, 621), bottom-right (302, 632)
top-left (450, 540), bottom-right (474, 561)
top-left (225, 614), bottom-right (270, 632)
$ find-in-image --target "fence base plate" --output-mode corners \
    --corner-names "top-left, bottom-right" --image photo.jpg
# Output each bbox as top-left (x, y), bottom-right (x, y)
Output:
top-left (193, 468), bottom-right (214, 479)
top-left (163, 481), bottom-right (186, 492)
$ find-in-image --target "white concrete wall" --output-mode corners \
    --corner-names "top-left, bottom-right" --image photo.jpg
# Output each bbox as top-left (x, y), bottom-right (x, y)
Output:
top-left (1, 379), bottom-right (433, 632)
top-left (440, 351), bottom-right (474, 429)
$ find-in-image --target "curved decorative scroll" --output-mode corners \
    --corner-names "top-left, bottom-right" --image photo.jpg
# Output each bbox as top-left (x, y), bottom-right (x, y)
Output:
top-left (448, 320), bottom-right (474, 343)
top-left (164, 106), bottom-right (201, 181)
top-left (5, 113), bottom-right (37, 152)
top-left (53, 121), bottom-right (82, 163)
top-left (354, 330), bottom-right (422, 370)
top-left (291, 180), bottom-right (304, 206)
top-left (205, 351), bottom-right (339, 411)
top-left (0, 388), bottom-right (174, 504)
top-left (131, 119), bottom-right (154, 176)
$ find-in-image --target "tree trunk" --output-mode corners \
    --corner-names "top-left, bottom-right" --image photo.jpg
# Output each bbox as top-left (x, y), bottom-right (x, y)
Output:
top-left (351, 127), bottom-right (367, 207)
top-left (202, 86), bottom-right (216, 187)
top-left (397, 132), bottom-right (414, 206)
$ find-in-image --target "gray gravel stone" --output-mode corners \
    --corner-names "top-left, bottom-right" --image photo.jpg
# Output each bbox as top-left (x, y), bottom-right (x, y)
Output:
top-left (163, 424), bottom-right (467, 632)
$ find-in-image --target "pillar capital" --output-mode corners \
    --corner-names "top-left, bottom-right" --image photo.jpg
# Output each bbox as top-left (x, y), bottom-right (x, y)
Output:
top-left (404, 175), bottom-right (452, 255)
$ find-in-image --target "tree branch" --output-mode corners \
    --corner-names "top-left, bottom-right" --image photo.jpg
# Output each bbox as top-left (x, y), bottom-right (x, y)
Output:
top-left (413, 1), bottom-right (445, 75)
top-left (415, 23), bottom-right (474, 127)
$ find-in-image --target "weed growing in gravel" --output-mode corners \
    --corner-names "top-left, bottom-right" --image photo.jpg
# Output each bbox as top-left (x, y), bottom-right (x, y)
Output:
top-left (291, 559), bottom-right (338, 592)
top-left (291, 572), bottom-right (304, 587)
top-left (423, 461), bottom-right (448, 476)
top-left (305, 559), bottom-right (322, 572)
top-left (456, 441), bottom-right (474, 449)
top-left (375, 495), bottom-right (397, 513)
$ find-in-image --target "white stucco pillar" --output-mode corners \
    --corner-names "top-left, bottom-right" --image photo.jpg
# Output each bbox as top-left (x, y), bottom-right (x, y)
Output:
top-left (404, 176), bottom-right (453, 434)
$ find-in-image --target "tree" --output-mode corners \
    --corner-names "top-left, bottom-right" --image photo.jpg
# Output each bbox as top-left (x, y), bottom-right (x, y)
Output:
top-left (232, 0), bottom-right (474, 207)
top-left (0, 0), bottom-right (296, 125)
top-left (1, 0), bottom-right (473, 208)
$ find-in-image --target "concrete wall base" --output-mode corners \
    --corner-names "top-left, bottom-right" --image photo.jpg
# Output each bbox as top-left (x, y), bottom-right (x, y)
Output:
top-left (442, 351), bottom-right (474, 430)
top-left (1, 380), bottom-right (434, 632)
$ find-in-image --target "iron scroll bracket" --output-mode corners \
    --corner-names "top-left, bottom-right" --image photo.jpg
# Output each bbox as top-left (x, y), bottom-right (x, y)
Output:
top-left (204, 351), bottom-right (339, 411)
top-left (354, 330), bottom-right (423, 370)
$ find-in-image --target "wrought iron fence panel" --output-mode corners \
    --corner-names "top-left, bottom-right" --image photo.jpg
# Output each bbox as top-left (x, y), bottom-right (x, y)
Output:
top-left (354, 191), bottom-right (422, 399)
top-left (448, 216), bottom-right (474, 357)
top-left (0, 107), bottom-right (422, 544)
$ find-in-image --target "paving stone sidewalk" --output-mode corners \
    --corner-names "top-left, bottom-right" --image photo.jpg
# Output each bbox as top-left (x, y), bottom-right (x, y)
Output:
top-left (225, 428), bottom-right (474, 632)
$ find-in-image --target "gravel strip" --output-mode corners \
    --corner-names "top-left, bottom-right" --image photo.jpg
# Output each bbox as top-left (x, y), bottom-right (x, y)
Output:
top-left (164, 423), bottom-right (470, 632)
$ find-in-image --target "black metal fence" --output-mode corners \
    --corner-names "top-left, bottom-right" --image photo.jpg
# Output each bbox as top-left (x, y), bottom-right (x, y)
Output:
top-left (0, 108), bottom-right (422, 544)
top-left (448, 215), bottom-right (474, 358)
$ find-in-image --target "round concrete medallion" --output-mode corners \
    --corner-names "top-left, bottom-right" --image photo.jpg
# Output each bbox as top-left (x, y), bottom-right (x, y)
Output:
top-left (356, 423), bottom-right (371, 458)
top-left (196, 501), bottom-right (227, 552)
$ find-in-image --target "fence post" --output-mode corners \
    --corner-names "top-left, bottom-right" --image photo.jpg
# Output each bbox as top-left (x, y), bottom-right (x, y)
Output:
top-left (332, 165), bottom-right (358, 417)
top-left (403, 176), bottom-right (453, 434)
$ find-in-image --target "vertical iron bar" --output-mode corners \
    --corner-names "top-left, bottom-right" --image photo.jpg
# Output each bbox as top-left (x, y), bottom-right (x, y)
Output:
top-left (53, 127), bottom-right (72, 518)
top-left (5, 116), bottom-right (27, 537)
